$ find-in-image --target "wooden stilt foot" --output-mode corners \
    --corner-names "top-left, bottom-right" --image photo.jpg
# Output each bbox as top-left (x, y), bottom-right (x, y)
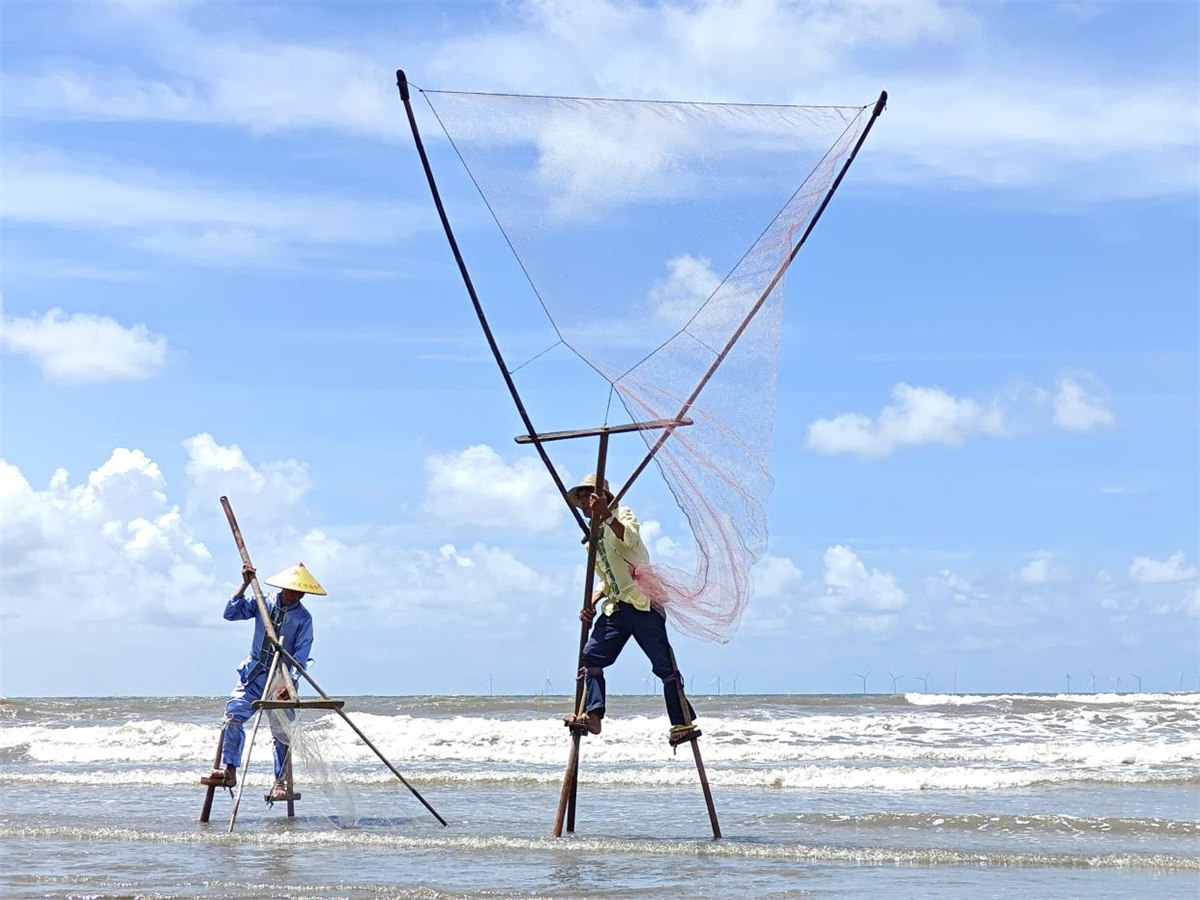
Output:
top-left (553, 731), bottom-right (582, 837)
top-left (199, 724), bottom-right (226, 823)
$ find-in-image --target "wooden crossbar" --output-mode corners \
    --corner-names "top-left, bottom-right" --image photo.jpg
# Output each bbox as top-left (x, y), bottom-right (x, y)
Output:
top-left (515, 417), bottom-right (693, 445)
top-left (252, 699), bottom-right (346, 710)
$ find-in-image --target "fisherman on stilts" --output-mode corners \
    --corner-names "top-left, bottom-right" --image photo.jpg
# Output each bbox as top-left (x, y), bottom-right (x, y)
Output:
top-left (565, 474), bottom-right (698, 745)
top-left (209, 561), bottom-right (324, 798)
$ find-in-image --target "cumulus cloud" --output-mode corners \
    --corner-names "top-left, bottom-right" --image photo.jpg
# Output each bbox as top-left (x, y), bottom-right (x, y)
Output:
top-left (805, 382), bottom-right (1007, 459)
top-left (183, 433), bottom-right (311, 526)
top-left (1017, 550), bottom-right (1067, 586)
top-left (1052, 374), bottom-right (1114, 432)
top-left (1, 441), bottom-right (565, 627)
top-left (752, 554), bottom-right (804, 599)
top-left (423, 444), bottom-right (565, 531)
top-left (0, 450), bottom-right (214, 624)
top-left (0, 304), bottom-right (166, 383)
top-left (650, 254), bottom-right (722, 326)
top-left (639, 519), bottom-right (688, 563)
top-left (1129, 551), bottom-right (1197, 584)
top-left (925, 568), bottom-right (986, 604)
top-left (805, 372), bottom-right (1115, 459)
top-left (812, 545), bottom-right (906, 634)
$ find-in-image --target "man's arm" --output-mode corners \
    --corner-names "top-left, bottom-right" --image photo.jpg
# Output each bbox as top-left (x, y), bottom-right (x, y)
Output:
top-left (223, 564), bottom-right (258, 620)
top-left (289, 616), bottom-right (314, 684)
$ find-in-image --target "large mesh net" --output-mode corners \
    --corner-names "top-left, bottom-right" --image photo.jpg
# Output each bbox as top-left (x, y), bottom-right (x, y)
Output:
top-left (264, 669), bottom-right (361, 827)
top-left (421, 89), bottom-right (876, 643)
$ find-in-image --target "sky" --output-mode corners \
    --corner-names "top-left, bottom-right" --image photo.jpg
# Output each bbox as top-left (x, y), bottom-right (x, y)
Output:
top-left (1, 0), bottom-right (1197, 698)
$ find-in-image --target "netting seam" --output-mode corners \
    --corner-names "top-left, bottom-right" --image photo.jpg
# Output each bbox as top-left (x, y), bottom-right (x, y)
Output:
top-left (423, 87), bottom-right (866, 113)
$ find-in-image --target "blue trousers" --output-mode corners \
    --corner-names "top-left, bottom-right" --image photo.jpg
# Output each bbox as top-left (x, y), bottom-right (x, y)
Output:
top-left (581, 602), bottom-right (695, 727)
top-left (221, 670), bottom-right (290, 777)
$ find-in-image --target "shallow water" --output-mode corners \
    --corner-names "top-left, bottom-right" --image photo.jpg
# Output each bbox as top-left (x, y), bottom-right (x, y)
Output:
top-left (2, 693), bottom-right (1197, 898)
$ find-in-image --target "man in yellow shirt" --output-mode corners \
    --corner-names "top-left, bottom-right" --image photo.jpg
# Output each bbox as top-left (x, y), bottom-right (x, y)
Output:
top-left (567, 474), bottom-right (696, 743)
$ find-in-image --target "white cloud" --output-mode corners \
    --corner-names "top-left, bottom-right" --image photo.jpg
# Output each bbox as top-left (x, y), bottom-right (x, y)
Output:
top-left (925, 568), bottom-right (985, 604)
top-left (639, 519), bottom-right (688, 562)
top-left (805, 382), bottom-right (1006, 459)
top-left (1052, 374), bottom-right (1115, 432)
top-left (752, 554), bottom-right (804, 599)
top-left (815, 545), bottom-right (906, 634)
top-left (423, 444), bottom-right (565, 532)
top-left (0, 450), bottom-right (214, 624)
top-left (806, 372), bottom-right (1115, 459)
top-left (0, 304), bottom-right (166, 383)
top-left (1, 441), bottom-right (564, 627)
top-left (4, 2), bottom-right (1193, 203)
top-left (0, 149), bottom-right (421, 265)
top-left (1017, 550), bottom-right (1066, 586)
top-left (649, 254), bottom-right (722, 326)
top-left (183, 433), bottom-right (311, 526)
top-left (1129, 551), bottom-right (1197, 585)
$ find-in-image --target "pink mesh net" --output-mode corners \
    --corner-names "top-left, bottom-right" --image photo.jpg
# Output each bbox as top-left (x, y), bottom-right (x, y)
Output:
top-left (421, 89), bottom-right (875, 643)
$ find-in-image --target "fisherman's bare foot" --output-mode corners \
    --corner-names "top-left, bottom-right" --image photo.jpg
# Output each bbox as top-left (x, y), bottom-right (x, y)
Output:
top-left (223, 765), bottom-right (237, 787)
top-left (562, 712), bottom-right (602, 735)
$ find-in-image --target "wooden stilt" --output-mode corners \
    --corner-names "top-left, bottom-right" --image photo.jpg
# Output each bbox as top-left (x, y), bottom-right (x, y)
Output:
top-left (227, 653), bottom-right (282, 834)
top-left (199, 723), bottom-right (226, 823)
top-left (553, 433), bottom-right (609, 837)
top-left (668, 647), bottom-right (721, 839)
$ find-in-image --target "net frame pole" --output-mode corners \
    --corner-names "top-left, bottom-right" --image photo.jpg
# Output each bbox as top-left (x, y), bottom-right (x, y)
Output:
top-left (613, 90), bottom-right (888, 505)
top-left (396, 69), bottom-right (587, 537)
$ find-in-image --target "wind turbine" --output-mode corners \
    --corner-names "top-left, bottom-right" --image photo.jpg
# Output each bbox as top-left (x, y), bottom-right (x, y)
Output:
top-left (887, 670), bottom-right (903, 694)
top-left (1065, 670), bottom-right (1072, 694)
top-left (489, 670), bottom-right (494, 697)
top-left (1110, 674), bottom-right (1121, 693)
top-left (952, 670), bottom-right (958, 694)
top-left (732, 674), bottom-right (740, 695)
top-left (709, 675), bottom-right (722, 696)
top-left (917, 670), bottom-right (931, 693)
top-left (544, 674), bottom-right (555, 696)
top-left (1088, 669), bottom-right (1097, 693)
top-left (1180, 673), bottom-right (1186, 693)
top-left (642, 672), bottom-right (655, 695)
top-left (1130, 671), bottom-right (1145, 692)
top-left (854, 670), bottom-right (871, 695)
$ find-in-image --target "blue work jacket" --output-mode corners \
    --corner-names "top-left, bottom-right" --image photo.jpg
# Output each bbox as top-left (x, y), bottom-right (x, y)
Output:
top-left (224, 592), bottom-right (313, 684)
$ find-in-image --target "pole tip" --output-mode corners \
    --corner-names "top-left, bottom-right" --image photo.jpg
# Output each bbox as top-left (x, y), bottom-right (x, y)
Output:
top-left (874, 90), bottom-right (888, 116)
top-left (396, 69), bottom-right (410, 101)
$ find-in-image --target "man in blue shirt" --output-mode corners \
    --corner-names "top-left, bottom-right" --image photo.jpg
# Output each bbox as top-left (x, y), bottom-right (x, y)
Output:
top-left (209, 561), bottom-right (322, 796)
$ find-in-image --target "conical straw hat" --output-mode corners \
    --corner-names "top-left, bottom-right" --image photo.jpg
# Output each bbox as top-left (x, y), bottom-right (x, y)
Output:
top-left (263, 562), bottom-right (326, 596)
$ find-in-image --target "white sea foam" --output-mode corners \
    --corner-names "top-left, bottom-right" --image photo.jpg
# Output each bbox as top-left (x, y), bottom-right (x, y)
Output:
top-left (904, 692), bottom-right (1200, 707)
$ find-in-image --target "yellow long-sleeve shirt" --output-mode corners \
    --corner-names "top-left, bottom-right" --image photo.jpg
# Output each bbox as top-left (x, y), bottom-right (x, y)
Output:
top-left (593, 506), bottom-right (651, 616)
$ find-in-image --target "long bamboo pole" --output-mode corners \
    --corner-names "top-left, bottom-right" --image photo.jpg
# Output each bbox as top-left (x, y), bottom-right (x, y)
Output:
top-left (614, 91), bottom-right (888, 504)
top-left (396, 69), bottom-right (586, 537)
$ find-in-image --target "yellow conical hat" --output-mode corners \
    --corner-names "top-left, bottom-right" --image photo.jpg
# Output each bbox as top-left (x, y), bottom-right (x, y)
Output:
top-left (263, 561), bottom-right (326, 596)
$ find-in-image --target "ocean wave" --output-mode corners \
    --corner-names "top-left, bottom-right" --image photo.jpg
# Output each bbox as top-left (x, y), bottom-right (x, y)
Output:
top-left (1, 825), bottom-right (1195, 871)
top-left (2, 713), bottom-right (1195, 773)
top-left (766, 811), bottom-right (1200, 838)
top-left (4, 763), bottom-right (1197, 791)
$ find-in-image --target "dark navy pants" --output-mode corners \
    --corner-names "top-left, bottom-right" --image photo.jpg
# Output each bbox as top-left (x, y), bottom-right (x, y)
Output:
top-left (581, 602), bottom-right (695, 727)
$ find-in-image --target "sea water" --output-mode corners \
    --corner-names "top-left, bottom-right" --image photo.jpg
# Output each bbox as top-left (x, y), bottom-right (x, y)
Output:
top-left (2, 693), bottom-right (1197, 899)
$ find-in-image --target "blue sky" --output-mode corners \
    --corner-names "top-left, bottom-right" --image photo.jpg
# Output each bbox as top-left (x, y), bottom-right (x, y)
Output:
top-left (1, 0), bottom-right (1196, 697)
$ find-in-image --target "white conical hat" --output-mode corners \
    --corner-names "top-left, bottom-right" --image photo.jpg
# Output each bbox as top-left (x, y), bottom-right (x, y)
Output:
top-left (263, 562), bottom-right (326, 596)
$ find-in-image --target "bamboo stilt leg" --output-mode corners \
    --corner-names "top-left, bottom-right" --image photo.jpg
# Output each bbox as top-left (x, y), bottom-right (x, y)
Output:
top-left (199, 723), bottom-right (226, 823)
top-left (668, 648), bottom-right (721, 839)
top-left (553, 434), bottom-right (608, 837)
top-left (285, 754), bottom-right (296, 818)
top-left (227, 654), bottom-right (282, 834)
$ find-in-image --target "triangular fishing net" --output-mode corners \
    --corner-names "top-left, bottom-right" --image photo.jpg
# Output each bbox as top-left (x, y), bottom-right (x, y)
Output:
top-left (264, 670), bottom-right (361, 827)
top-left (419, 88), bottom-right (879, 644)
